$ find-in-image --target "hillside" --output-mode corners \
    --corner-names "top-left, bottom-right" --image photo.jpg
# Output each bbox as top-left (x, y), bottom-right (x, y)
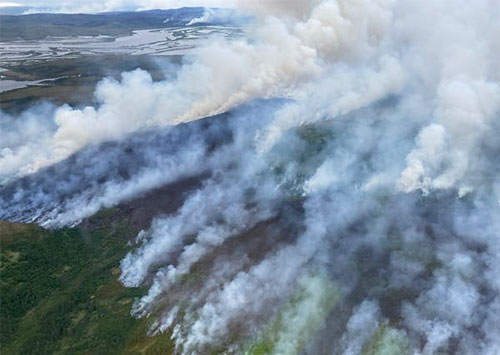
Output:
top-left (0, 171), bottom-right (205, 354)
top-left (0, 8), bottom-right (207, 41)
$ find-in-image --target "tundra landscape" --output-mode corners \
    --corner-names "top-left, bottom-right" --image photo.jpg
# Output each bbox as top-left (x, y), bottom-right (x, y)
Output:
top-left (1, 1), bottom-right (500, 355)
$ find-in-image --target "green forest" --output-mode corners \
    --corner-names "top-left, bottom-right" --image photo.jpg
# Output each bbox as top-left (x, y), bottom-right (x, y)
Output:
top-left (0, 213), bottom-right (175, 355)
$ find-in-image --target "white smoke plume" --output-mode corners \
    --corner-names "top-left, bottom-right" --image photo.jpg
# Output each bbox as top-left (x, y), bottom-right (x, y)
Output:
top-left (1, 0), bottom-right (500, 354)
top-left (186, 7), bottom-right (249, 26)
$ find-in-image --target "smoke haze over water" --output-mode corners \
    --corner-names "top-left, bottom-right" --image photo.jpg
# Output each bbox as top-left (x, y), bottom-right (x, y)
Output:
top-left (1, 0), bottom-right (500, 354)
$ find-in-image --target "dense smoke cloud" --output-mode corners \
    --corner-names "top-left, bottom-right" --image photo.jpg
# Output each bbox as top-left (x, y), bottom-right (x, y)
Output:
top-left (1, 0), bottom-right (500, 354)
top-left (0, 23), bottom-right (318, 182)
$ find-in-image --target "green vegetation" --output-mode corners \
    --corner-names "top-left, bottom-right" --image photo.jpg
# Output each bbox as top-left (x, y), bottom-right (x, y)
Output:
top-left (245, 275), bottom-right (341, 355)
top-left (270, 124), bottom-right (335, 200)
top-left (0, 218), bottom-right (175, 355)
top-left (362, 324), bottom-right (411, 355)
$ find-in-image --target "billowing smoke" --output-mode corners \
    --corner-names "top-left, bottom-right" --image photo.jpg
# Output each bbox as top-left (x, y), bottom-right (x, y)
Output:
top-left (0, 107), bottom-right (231, 226)
top-left (186, 8), bottom-right (250, 26)
top-left (2, 0), bottom-right (500, 354)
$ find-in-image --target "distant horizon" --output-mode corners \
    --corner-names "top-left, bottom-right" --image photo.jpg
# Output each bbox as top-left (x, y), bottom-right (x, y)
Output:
top-left (0, 1), bottom-right (235, 15)
top-left (0, 6), bottom-right (224, 16)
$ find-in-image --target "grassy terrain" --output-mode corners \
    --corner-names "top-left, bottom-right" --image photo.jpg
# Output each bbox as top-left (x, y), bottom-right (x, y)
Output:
top-left (0, 215), bottom-right (175, 355)
top-left (0, 55), bottom-right (181, 114)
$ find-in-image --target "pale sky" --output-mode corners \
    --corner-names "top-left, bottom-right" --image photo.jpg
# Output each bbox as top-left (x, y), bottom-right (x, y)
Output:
top-left (0, 0), bottom-right (236, 13)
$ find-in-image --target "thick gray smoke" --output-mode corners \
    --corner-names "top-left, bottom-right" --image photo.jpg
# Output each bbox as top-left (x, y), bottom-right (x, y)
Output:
top-left (2, 0), bottom-right (500, 354)
top-left (0, 108), bottom-right (233, 227)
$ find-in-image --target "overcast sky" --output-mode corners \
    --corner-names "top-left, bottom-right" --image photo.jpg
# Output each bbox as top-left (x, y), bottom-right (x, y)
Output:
top-left (0, 0), bottom-right (236, 13)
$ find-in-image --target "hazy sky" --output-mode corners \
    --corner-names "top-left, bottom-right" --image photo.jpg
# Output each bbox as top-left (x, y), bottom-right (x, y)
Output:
top-left (0, 0), bottom-right (236, 12)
